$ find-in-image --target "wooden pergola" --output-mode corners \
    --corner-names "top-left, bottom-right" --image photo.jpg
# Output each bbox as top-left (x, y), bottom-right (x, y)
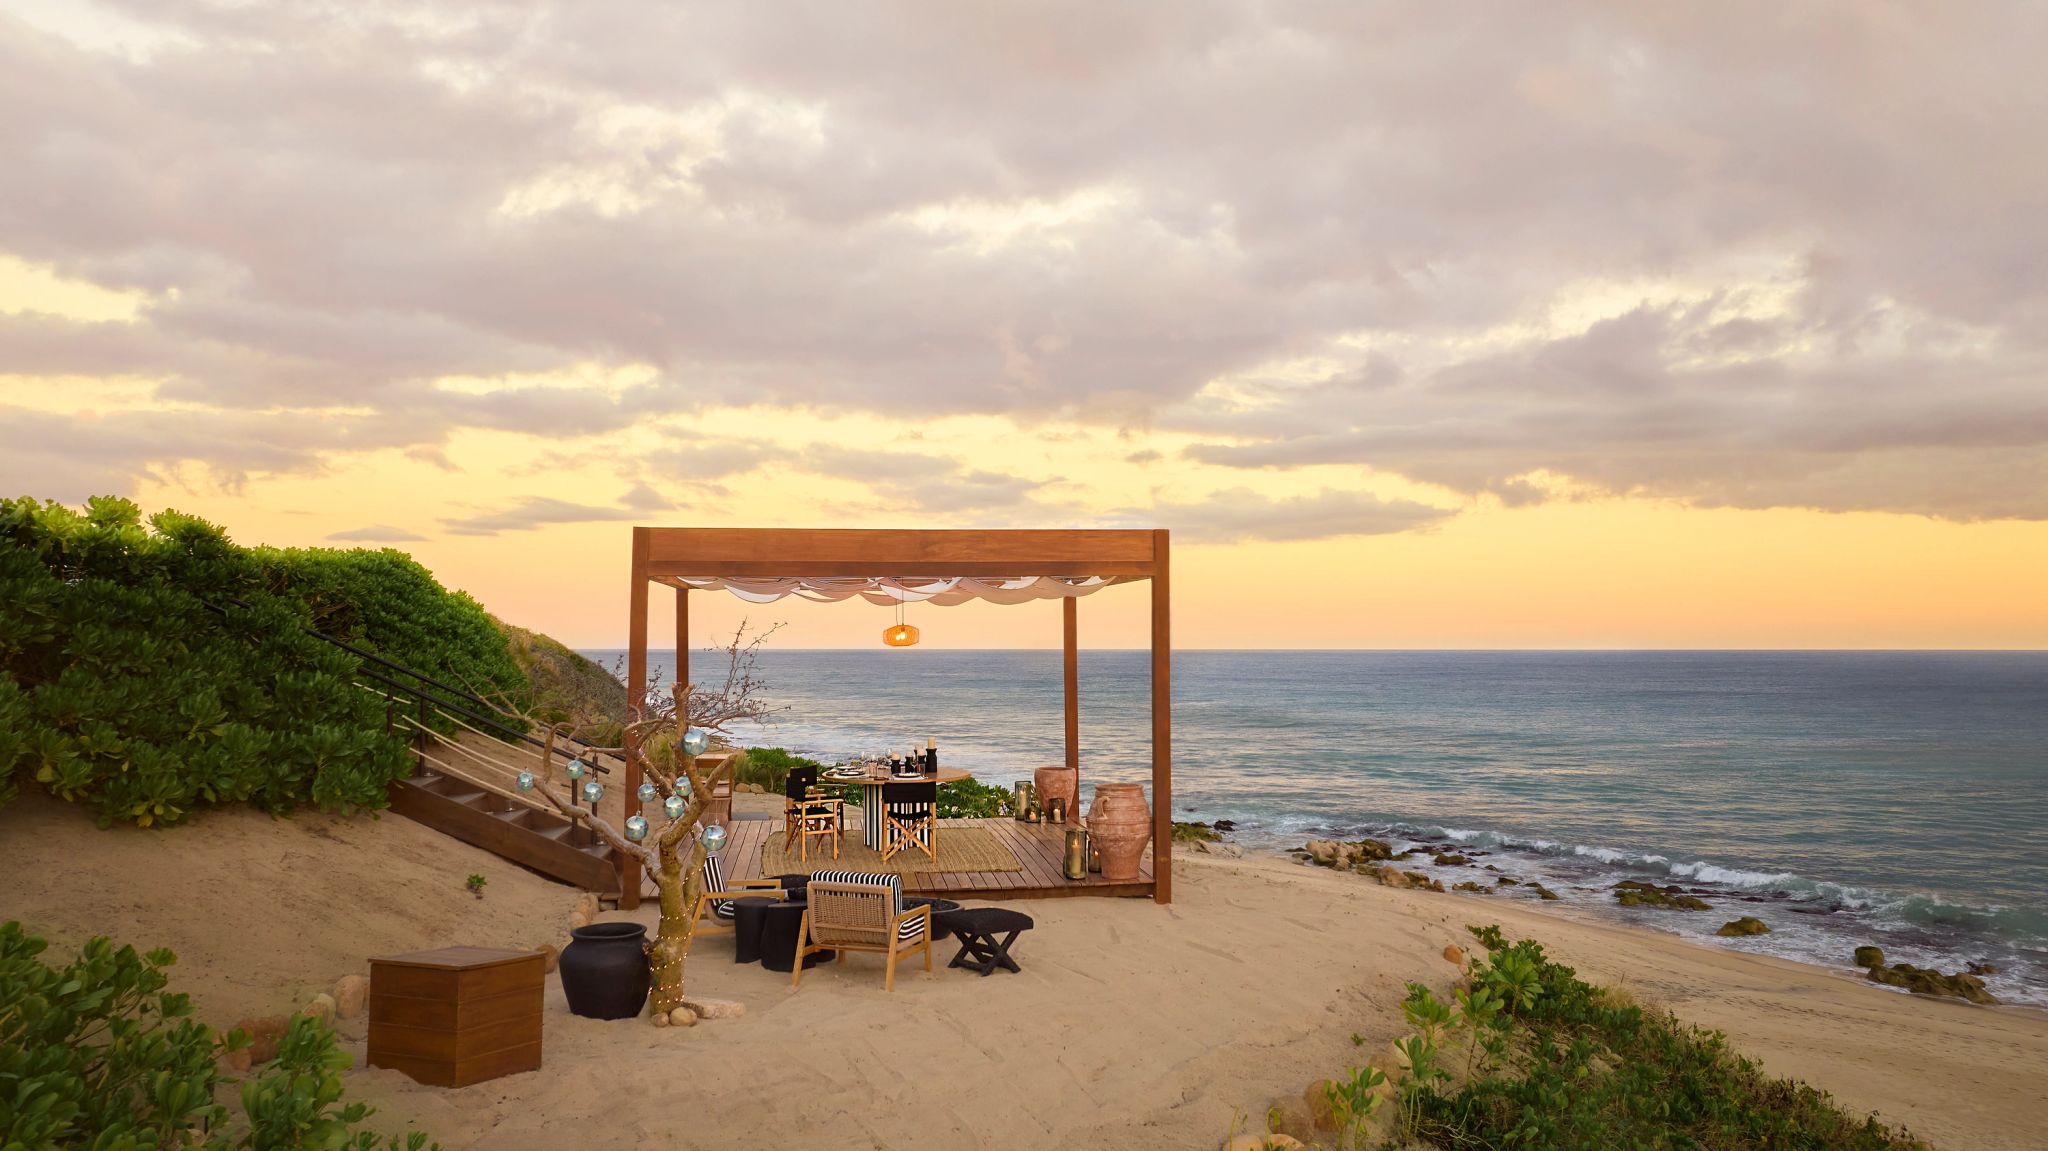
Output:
top-left (620, 527), bottom-right (1173, 908)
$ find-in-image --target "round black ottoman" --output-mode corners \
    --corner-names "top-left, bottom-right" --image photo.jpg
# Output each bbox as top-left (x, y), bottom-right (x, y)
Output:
top-left (756, 901), bottom-right (837, 973)
top-left (933, 907), bottom-right (1034, 976)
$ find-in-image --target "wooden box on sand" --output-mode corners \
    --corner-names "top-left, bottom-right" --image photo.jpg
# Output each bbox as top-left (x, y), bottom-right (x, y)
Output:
top-left (367, 946), bottom-right (543, 1087)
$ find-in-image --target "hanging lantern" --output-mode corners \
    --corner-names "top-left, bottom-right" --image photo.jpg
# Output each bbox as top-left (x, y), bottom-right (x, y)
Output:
top-left (581, 779), bottom-right (602, 804)
top-left (636, 782), bottom-right (659, 804)
top-left (663, 794), bottom-right (687, 820)
top-left (565, 759), bottom-right (586, 781)
top-left (624, 814), bottom-right (649, 842)
top-left (681, 727), bottom-right (711, 757)
top-left (882, 585), bottom-right (920, 647)
top-left (515, 771), bottom-right (535, 792)
top-left (700, 823), bottom-right (729, 856)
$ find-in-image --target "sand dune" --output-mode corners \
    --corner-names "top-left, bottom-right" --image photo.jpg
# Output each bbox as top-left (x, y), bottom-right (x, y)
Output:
top-left (8, 791), bottom-right (2045, 1150)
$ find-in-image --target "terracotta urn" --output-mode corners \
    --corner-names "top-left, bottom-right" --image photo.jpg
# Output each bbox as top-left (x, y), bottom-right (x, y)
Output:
top-left (1034, 765), bottom-right (1079, 823)
top-left (1086, 783), bottom-right (1151, 881)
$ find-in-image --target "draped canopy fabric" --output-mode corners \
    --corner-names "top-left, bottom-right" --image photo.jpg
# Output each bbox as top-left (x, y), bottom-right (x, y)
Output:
top-left (672, 575), bottom-right (1132, 606)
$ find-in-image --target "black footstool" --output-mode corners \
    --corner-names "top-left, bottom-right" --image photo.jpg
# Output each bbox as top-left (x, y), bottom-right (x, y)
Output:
top-left (933, 907), bottom-right (1033, 976)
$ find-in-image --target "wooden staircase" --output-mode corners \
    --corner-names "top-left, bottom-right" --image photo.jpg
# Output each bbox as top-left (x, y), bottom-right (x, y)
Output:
top-left (387, 767), bottom-right (623, 897)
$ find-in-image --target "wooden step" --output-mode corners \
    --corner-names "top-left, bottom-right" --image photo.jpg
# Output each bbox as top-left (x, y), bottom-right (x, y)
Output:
top-left (388, 772), bottom-right (620, 896)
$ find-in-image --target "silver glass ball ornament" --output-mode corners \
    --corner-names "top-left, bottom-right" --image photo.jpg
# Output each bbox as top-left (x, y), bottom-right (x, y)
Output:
top-left (624, 814), bottom-right (649, 842)
top-left (581, 779), bottom-right (602, 804)
top-left (681, 727), bottom-right (711, 757)
top-left (515, 771), bottom-right (535, 792)
top-left (637, 782), bottom-right (659, 804)
top-left (663, 794), bottom-right (686, 820)
top-left (700, 823), bottom-right (729, 856)
top-left (565, 759), bottom-right (586, 780)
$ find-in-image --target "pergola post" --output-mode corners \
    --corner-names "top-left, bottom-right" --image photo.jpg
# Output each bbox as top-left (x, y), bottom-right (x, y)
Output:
top-left (621, 527), bottom-right (650, 910)
top-left (1063, 597), bottom-right (1079, 773)
top-left (1150, 529), bottom-right (1171, 904)
top-left (675, 586), bottom-right (689, 702)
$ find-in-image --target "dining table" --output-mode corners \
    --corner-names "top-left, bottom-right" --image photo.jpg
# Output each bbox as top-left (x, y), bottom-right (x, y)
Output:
top-left (820, 763), bottom-right (970, 849)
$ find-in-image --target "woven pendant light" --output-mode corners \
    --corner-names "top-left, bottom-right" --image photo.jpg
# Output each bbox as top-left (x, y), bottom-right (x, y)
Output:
top-left (883, 585), bottom-right (920, 646)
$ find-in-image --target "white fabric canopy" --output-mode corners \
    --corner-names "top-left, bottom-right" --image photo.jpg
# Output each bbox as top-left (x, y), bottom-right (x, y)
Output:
top-left (673, 575), bottom-right (1130, 606)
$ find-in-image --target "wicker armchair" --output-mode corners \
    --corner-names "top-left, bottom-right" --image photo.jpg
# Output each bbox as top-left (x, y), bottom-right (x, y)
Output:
top-left (791, 871), bottom-right (933, 991)
top-left (691, 851), bottom-right (784, 937)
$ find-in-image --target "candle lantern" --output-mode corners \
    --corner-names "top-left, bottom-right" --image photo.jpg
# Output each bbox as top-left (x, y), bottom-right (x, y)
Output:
top-left (1062, 828), bottom-right (1089, 880)
top-left (1046, 797), bottom-right (1067, 824)
top-left (1012, 781), bottom-right (1035, 821)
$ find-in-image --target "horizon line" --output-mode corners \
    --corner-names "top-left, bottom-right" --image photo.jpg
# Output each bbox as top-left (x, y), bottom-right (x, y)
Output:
top-left (570, 646), bottom-right (2048, 654)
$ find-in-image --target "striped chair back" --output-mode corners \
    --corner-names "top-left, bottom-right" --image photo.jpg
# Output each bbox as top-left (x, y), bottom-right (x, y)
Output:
top-left (807, 870), bottom-right (924, 943)
top-left (702, 853), bottom-right (733, 918)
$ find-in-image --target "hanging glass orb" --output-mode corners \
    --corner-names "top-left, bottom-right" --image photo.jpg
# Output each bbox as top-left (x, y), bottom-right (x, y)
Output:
top-left (675, 774), bottom-right (691, 797)
top-left (565, 759), bottom-right (586, 780)
top-left (700, 823), bottom-right (729, 856)
top-left (581, 779), bottom-right (602, 804)
top-left (624, 814), bottom-right (649, 842)
top-left (515, 771), bottom-right (535, 792)
top-left (681, 727), bottom-right (711, 757)
top-left (663, 794), bottom-right (686, 820)
top-left (636, 782), bottom-right (659, 804)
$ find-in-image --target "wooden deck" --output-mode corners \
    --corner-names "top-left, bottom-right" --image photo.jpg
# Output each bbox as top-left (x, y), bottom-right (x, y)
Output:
top-left (640, 817), bottom-right (1155, 901)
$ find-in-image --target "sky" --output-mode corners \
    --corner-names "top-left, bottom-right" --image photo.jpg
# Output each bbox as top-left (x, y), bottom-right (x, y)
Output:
top-left (2, 1), bottom-right (2046, 649)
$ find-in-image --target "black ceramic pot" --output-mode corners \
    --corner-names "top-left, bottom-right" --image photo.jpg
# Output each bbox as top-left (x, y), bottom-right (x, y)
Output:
top-left (559, 922), bottom-right (650, 1020)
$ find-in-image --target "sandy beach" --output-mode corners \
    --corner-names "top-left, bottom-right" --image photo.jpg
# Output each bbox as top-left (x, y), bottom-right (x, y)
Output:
top-left (7, 789), bottom-right (2045, 1151)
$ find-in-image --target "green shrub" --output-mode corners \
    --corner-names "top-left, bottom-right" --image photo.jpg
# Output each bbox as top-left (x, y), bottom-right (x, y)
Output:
top-left (257, 547), bottom-right (525, 706)
top-left (735, 747), bottom-right (823, 794)
top-left (1391, 926), bottom-right (1930, 1150)
top-left (0, 920), bottom-right (435, 1150)
top-left (0, 497), bottom-right (411, 825)
top-left (936, 777), bottom-right (1013, 819)
top-left (0, 497), bottom-right (531, 825)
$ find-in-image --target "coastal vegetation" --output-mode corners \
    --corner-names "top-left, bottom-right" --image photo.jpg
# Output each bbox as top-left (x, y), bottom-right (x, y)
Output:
top-left (1262, 925), bottom-right (1930, 1151)
top-left (0, 497), bottom-right (607, 827)
top-left (0, 920), bottom-right (435, 1150)
top-left (0, 497), bottom-right (412, 826)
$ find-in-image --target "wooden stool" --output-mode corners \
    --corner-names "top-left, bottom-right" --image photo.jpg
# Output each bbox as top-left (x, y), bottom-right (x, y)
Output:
top-left (367, 946), bottom-right (542, 1087)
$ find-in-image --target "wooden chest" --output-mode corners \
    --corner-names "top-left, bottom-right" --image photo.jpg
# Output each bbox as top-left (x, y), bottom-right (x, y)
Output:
top-left (367, 946), bottom-right (543, 1088)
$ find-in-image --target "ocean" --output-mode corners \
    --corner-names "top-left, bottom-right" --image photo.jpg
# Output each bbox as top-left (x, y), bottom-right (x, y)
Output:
top-left (583, 648), bottom-right (2048, 1004)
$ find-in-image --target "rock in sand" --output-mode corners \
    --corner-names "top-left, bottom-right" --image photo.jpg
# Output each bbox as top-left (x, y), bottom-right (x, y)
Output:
top-left (332, 974), bottom-right (368, 1019)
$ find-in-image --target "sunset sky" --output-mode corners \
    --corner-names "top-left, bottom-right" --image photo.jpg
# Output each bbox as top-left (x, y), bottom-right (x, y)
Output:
top-left (3, 2), bottom-right (2046, 649)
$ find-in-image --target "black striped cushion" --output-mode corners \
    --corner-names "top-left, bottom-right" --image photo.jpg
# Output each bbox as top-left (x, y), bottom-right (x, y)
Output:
top-left (702, 855), bottom-right (734, 919)
top-left (807, 871), bottom-right (925, 943)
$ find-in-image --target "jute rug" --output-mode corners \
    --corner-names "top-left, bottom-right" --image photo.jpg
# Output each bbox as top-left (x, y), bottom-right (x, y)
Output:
top-left (759, 828), bottom-right (1022, 875)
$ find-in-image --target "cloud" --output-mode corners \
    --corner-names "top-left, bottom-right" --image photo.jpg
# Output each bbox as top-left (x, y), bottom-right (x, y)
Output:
top-left (795, 444), bottom-right (1051, 515)
top-left (327, 524), bottom-right (428, 542)
top-left (1121, 487), bottom-right (1457, 543)
top-left (3, 3), bottom-right (2048, 518)
top-left (442, 495), bottom-right (647, 536)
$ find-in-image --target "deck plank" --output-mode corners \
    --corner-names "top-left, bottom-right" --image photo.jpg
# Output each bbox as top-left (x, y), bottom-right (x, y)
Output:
top-left (645, 816), bottom-right (1153, 902)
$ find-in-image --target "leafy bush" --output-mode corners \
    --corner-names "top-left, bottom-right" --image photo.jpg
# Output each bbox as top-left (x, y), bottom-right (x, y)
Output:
top-left (936, 777), bottom-right (1013, 819)
top-left (0, 920), bottom-right (435, 1150)
top-left (1386, 926), bottom-right (1931, 1150)
top-left (734, 746), bottom-right (823, 794)
top-left (257, 547), bottom-right (525, 706)
top-left (0, 497), bottom-right (531, 825)
top-left (0, 497), bottom-right (411, 825)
